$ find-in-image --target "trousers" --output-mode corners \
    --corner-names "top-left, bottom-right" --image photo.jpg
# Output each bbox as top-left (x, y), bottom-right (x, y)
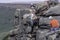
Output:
top-left (51, 27), bottom-right (59, 31)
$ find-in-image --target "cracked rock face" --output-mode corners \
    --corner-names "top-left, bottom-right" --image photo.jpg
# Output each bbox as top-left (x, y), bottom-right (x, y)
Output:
top-left (45, 4), bottom-right (60, 15)
top-left (8, 5), bottom-right (60, 40)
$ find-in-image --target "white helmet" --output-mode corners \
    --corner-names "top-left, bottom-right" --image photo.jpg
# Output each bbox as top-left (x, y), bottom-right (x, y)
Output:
top-left (29, 9), bottom-right (32, 12)
top-left (16, 9), bottom-right (20, 11)
top-left (49, 16), bottom-right (53, 19)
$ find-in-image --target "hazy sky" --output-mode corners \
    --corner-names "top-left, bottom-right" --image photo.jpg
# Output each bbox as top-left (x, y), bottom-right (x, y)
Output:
top-left (0, 0), bottom-right (48, 3)
top-left (0, 0), bottom-right (60, 3)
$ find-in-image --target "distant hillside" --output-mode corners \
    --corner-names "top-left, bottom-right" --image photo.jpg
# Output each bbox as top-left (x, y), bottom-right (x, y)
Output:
top-left (0, 3), bottom-right (31, 9)
top-left (0, 7), bottom-right (16, 32)
top-left (0, 6), bottom-right (16, 40)
top-left (0, 2), bottom-right (47, 9)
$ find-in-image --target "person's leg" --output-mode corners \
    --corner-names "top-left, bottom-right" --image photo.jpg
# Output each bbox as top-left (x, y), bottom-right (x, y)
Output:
top-left (57, 27), bottom-right (59, 30)
top-left (54, 28), bottom-right (57, 31)
top-left (55, 27), bottom-right (59, 31)
top-left (31, 20), bottom-right (33, 26)
top-left (51, 28), bottom-right (54, 31)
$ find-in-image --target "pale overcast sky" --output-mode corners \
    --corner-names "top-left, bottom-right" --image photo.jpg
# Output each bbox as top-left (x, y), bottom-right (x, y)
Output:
top-left (0, 0), bottom-right (48, 3)
top-left (0, 0), bottom-right (60, 3)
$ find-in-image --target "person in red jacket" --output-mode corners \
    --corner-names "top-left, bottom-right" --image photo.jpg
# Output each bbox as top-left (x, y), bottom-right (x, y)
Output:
top-left (49, 16), bottom-right (59, 31)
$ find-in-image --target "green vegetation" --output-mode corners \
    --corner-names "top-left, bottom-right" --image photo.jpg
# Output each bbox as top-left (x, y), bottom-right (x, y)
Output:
top-left (0, 32), bottom-right (9, 40)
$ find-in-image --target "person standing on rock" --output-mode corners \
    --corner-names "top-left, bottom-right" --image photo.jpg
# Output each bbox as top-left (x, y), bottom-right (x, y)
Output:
top-left (49, 16), bottom-right (59, 31)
